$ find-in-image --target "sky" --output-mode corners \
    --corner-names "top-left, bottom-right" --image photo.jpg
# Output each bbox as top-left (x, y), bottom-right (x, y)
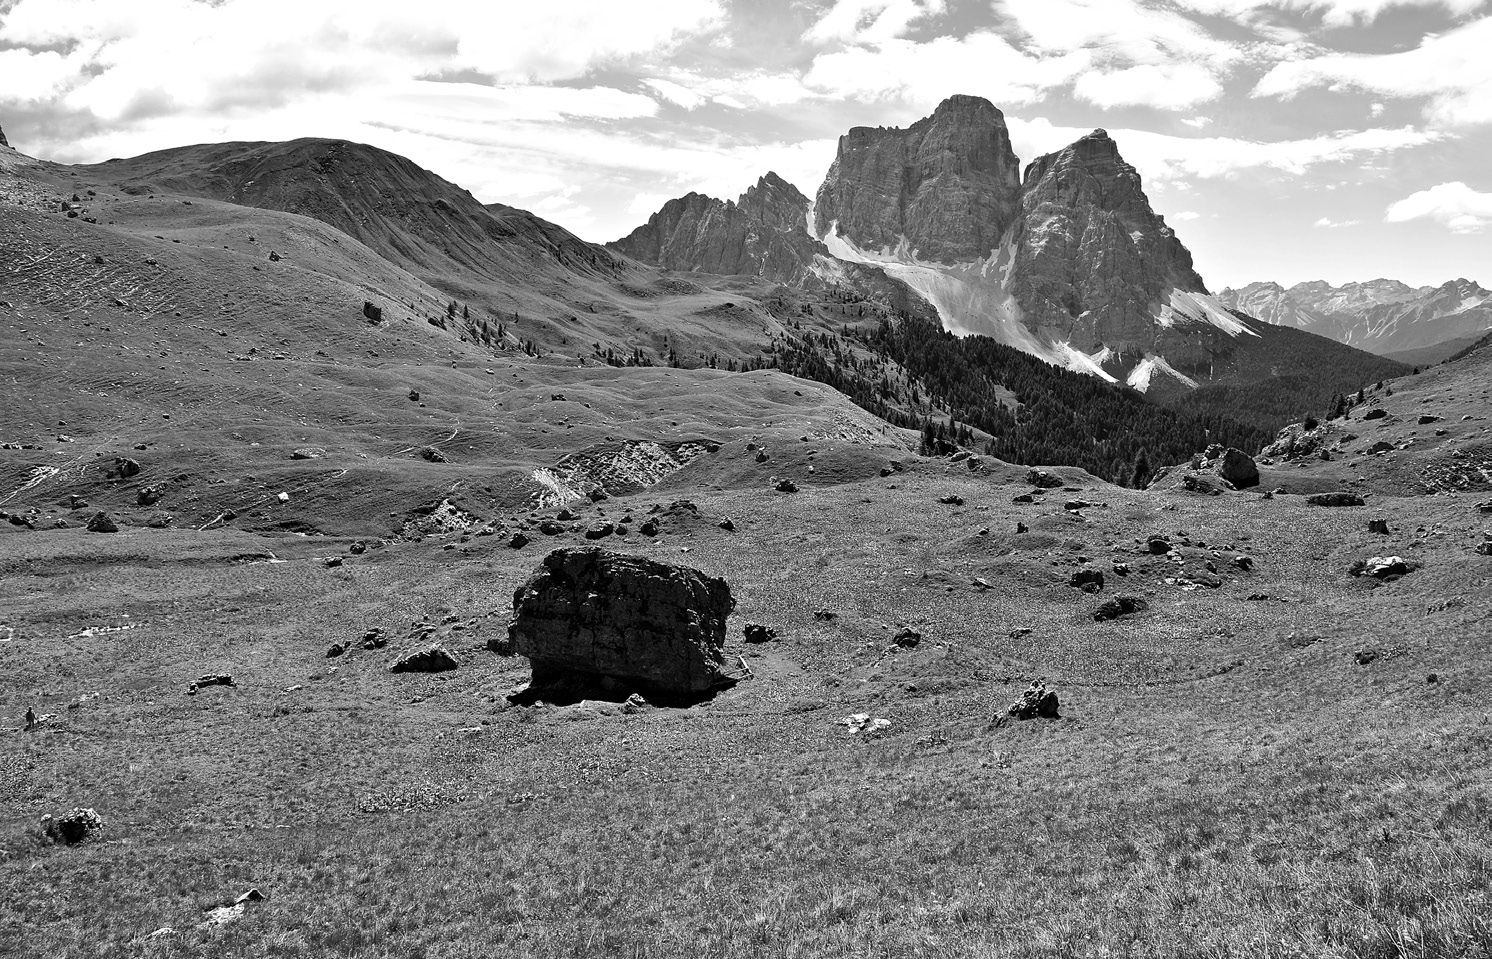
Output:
top-left (0, 0), bottom-right (1488, 289)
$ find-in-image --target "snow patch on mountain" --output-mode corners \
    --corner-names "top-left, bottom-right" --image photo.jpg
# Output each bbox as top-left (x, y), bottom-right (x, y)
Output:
top-left (1127, 355), bottom-right (1199, 393)
top-left (818, 220), bottom-right (1049, 354)
top-left (1157, 289), bottom-right (1257, 337)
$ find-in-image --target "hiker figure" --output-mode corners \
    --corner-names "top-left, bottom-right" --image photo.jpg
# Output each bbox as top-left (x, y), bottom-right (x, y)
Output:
top-left (24, 707), bottom-right (36, 730)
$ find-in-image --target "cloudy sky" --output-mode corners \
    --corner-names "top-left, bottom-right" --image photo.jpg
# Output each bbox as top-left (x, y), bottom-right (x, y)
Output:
top-left (1, 0), bottom-right (1488, 289)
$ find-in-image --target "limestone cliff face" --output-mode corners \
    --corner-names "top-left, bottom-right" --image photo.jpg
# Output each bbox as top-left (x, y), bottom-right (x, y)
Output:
top-left (813, 94), bottom-right (1022, 263)
top-left (1009, 129), bottom-right (1208, 355)
top-left (609, 172), bottom-right (822, 281)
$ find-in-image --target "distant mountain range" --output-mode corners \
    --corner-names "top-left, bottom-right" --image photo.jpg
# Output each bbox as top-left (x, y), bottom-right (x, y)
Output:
top-left (1217, 278), bottom-right (1491, 366)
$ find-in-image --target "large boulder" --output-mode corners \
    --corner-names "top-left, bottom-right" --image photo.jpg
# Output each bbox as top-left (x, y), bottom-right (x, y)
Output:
top-left (1215, 448), bottom-right (1259, 489)
top-left (508, 547), bottom-right (735, 702)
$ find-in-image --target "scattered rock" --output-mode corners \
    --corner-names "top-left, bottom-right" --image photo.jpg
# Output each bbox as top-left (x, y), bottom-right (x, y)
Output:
top-left (814, 609), bottom-right (838, 621)
top-left (1068, 568), bottom-right (1104, 592)
top-left (1006, 681), bottom-right (1060, 720)
top-left (109, 456), bottom-right (141, 479)
top-left (1368, 441), bottom-right (1394, 454)
top-left (1093, 596), bottom-right (1148, 622)
top-left (1355, 649), bottom-right (1378, 666)
top-left (1307, 492), bottom-right (1365, 507)
top-left (1012, 493), bottom-right (1035, 504)
top-left (326, 642), bottom-right (348, 658)
top-left (583, 522), bottom-right (615, 540)
top-left (718, 517), bottom-right (735, 531)
top-left (186, 674), bottom-right (234, 695)
top-left (507, 547), bottom-right (736, 703)
top-left (638, 518), bottom-right (661, 537)
top-left (508, 532), bottom-right (531, 549)
top-left (742, 622), bottom-right (777, 644)
top-left (85, 511), bottom-right (118, 533)
top-left (1418, 414), bottom-right (1441, 425)
top-left (360, 628), bottom-right (387, 649)
top-left (325, 556), bottom-right (343, 568)
top-left (419, 447), bottom-right (447, 463)
top-left (42, 807), bottom-right (104, 845)
top-left (840, 713), bottom-right (891, 735)
top-left (1350, 556), bottom-right (1413, 580)
top-left (136, 485), bottom-right (163, 506)
top-left (291, 447), bottom-right (326, 460)
top-left (1367, 519), bottom-right (1390, 535)
top-left (893, 627), bottom-right (922, 648)
top-left (1362, 408), bottom-right (1388, 420)
top-left (938, 494), bottom-right (964, 506)
top-left (389, 646), bottom-right (458, 674)
top-left (1027, 469), bottom-right (1063, 489)
top-left (775, 479), bottom-right (798, 493)
top-left (538, 520), bottom-right (565, 535)
top-left (1231, 555), bottom-right (1254, 571)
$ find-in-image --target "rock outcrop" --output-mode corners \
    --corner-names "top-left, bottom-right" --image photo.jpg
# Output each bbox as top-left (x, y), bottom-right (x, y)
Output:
top-left (814, 94), bottom-right (1022, 263)
top-left (507, 547), bottom-right (736, 703)
top-left (0, 124), bottom-right (9, 149)
top-left (610, 173), bottom-right (823, 281)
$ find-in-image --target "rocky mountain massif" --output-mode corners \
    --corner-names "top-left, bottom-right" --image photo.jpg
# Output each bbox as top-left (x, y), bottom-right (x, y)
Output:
top-left (618, 96), bottom-right (1383, 399)
top-left (1219, 278), bottom-right (1492, 365)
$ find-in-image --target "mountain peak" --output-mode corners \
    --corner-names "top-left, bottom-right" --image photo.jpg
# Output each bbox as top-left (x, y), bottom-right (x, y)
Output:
top-left (929, 94), bottom-right (1003, 119)
top-left (814, 95), bottom-right (1021, 263)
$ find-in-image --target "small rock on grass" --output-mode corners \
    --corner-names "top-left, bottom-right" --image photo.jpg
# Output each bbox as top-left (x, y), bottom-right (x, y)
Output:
top-left (42, 807), bottom-right (104, 845)
top-left (389, 646), bottom-right (458, 674)
top-left (1006, 681), bottom-right (1060, 720)
top-left (743, 622), bottom-right (777, 644)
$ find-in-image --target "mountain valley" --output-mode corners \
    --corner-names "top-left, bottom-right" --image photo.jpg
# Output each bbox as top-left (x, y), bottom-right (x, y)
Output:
top-left (2, 100), bottom-right (1491, 959)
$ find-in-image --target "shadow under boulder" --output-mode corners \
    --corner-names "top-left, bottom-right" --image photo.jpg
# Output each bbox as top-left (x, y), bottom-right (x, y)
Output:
top-left (506, 547), bottom-right (738, 707)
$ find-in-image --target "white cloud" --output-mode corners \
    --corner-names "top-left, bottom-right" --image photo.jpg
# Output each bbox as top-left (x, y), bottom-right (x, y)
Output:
top-left (1385, 181), bottom-right (1492, 232)
top-left (803, 33), bottom-right (1090, 107)
top-left (805, 0), bottom-right (947, 44)
top-left (1313, 216), bottom-right (1362, 227)
top-left (0, 0), bottom-right (725, 123)
top-left (999, 0), bottom-right (1239, 63)
top-left (1176, 0), bottom-right (1487, 27)
top-left (643, 78), bottom-right (708, 110)
top-left (1073, 63), bottom-right (1225, 109)
top-left (1181, 116), bottom-right (1214, 128)
top-left (1008, 116), bottom-right (1443, 181)
top-left (1174, 210), bottom-right (1202, 219)
top-left (1253, 16), bottom-right (1492, 126)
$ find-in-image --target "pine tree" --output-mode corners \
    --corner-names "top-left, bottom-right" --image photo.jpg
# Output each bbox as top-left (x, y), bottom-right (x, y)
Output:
top-left (1131, 449), bottom-right (1152, 489)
